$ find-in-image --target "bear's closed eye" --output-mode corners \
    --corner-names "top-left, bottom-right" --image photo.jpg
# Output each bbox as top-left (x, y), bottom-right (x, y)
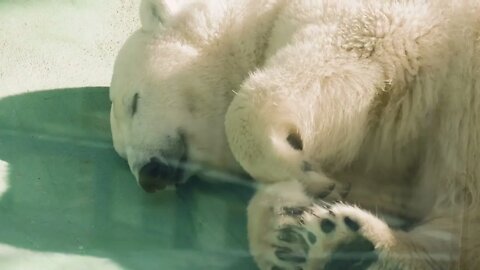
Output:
top-left (131, 93), bottom-right (139, 116)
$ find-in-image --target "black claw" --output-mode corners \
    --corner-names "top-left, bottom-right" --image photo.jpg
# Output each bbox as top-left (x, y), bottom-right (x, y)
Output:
top-left (307, 231), bottom-right (317, 244)
top-left (339, 183), bottom-right (352, 198)
top-left (328, 183), bottom-right (336, 191)
top-left (344, 217), bottom-right (360, 232)
top-left (320, 219), bottom-right (336, 233)
top-left (283, 206), bottom-right (307, 216)
top-left (314, 183), bottom-right (336, 199)
top-left (298, 217), bottom-right (306, 226)
top-left (316, 201), bottom-right (332, 210)
top-left (315, 191), bottom-right (332, 199)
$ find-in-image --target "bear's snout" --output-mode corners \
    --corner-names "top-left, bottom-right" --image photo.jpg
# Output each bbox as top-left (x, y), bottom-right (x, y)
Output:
top-left (138, 158), bottom-right (185, 193)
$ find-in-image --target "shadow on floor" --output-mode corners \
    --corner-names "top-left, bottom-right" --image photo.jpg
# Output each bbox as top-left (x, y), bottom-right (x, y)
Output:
top-left (0, 87), bottom-right (256, 270)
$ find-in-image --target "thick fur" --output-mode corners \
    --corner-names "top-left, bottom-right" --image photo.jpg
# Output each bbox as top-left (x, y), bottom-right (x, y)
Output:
top-left (110, 0), bottom-right (283, 179)
top-left (111, 0), bottom-right (480, 269)
top-left (226, 1), bottom-right (480, 269)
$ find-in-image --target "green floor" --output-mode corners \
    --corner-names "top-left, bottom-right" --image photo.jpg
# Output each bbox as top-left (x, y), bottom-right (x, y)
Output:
top-left (0, 88), bottom-right (256, 270)
top-left (0, 1), bottom-right (256, 269)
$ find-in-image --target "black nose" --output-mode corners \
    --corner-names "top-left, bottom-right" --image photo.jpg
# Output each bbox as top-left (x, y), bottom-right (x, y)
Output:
top-left (138, 158), bottom-right (182, 193)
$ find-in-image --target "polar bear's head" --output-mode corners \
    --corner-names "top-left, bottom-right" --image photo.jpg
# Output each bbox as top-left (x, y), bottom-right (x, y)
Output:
top-left (110, 0), bottom-right (243, 192)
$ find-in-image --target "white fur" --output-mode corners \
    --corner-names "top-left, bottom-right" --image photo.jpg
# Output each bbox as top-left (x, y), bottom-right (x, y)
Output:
top-left (111, 0), bottom-right (480, 269)
top-left (225, 0), bottom-right (480, 269)
top-left (110, 0), bottom-right (283, 179)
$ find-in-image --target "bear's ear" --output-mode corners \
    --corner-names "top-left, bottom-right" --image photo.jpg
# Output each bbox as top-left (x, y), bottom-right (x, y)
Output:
top-left (140, 0), bottom-right (185, 32)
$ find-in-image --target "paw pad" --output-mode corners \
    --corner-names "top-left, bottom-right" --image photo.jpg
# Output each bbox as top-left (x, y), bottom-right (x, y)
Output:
top-left (306, 231), bottom-right (317, 244)
top-left (260, 201), bottom-right (381, 270)
top-left (275, 226), bottom-right (310, 252)
top-left (271, 266), bottom-right (302, 270)
top-left (274, 248), bottom-right (307, 263)
top-left (320, 219), bottom-right (336, 233)
top-left (344, 217), bottom-right (360, 232)
top-left (324, 236), bottom-right (377, 270)
top-left (277, 227), bottom-right (303, 243)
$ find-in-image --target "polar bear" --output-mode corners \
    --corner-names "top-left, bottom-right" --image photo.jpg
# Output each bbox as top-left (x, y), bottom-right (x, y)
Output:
top-left (225, 1), bottom-right (480, 269)
top-left (110, 0), bottom-right (283, 191)
top-left (110, 0), bottom-right (480, 269)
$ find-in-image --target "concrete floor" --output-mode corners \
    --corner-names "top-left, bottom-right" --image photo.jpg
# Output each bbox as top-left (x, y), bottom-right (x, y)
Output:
top-left (0, 88), bottom-right (256, 270)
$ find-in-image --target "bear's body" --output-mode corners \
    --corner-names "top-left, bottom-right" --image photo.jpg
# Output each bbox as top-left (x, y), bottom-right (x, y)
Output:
top-left (110, 0), bottom-right (480, 269)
